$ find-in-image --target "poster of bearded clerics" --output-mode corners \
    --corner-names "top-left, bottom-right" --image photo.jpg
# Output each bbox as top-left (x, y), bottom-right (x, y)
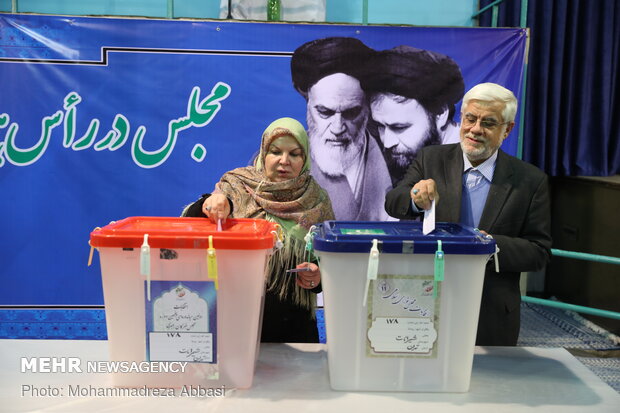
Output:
top-left (0, 14), bottom-right (526, 306)
top-left (290, 37), bottom-right (466, 221)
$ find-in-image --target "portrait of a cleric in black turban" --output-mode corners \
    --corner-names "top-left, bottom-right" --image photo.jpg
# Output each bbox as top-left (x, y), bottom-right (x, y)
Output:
top-left (290, 37), bottom-right (392, 221)
top-left (363, 46), bottom-right (465, 186)
top-left (290, 37), bottom-right (465, 217)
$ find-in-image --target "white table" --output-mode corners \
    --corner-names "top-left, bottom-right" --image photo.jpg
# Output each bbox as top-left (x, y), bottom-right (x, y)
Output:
top-left (1, 340), bottom-right (618, 412)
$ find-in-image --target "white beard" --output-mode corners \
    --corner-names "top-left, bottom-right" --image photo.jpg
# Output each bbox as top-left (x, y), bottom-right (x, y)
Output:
top-left (460, 133), bottom-right (499, 163)
top-left (307, 117), bottom-right (365, 178)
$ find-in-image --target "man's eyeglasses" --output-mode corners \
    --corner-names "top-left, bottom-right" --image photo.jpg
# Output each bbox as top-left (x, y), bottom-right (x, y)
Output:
top-left (463, 114), bottom-right (509, 130)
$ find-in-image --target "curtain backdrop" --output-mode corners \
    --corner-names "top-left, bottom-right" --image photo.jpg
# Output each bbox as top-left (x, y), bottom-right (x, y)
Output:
top-left (480, 0), bottom-right (620, 176)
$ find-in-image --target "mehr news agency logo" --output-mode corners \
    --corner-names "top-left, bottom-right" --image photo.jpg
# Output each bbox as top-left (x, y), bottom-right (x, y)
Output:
top-left (20, 357), bottom-right (226, 398)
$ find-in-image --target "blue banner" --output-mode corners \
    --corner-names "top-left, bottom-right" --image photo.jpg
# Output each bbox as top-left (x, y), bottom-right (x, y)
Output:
top-left (0, 14), bottom-right (527, 305)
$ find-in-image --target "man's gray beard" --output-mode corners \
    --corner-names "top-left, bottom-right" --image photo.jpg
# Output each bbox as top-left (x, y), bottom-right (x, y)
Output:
top-left (460, 134), bottom-right (497, 164)
top-left (384, 122), bottom-right (441, 186)
top-left (307, 117), bottom-right (365, 178)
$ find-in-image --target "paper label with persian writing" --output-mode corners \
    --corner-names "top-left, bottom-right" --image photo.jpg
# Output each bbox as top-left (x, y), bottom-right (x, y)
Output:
top-left (367, 275), bottom-right (439, 358)
top-left (145, 281), bottom-right (217, 373)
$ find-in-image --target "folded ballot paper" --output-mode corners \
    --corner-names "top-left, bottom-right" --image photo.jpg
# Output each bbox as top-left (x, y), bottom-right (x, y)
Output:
top-left (423, 199), bottom-right (436, 235)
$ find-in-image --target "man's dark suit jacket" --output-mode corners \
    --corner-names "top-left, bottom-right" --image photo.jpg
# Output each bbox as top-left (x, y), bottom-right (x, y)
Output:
top-left (385, 143), bottom-right (552, 345)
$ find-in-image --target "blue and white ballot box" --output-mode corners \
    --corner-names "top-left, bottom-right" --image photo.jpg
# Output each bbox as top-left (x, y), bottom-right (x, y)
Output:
top-left (312, 221), bottom-right (497, 392)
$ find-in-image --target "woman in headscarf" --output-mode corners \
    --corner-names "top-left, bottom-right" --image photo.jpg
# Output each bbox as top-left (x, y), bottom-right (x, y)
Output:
top-left (183, 117), bottom-right (335, 342)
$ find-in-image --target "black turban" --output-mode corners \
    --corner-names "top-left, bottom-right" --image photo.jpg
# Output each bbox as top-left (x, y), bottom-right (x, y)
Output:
top-left (363, 45), bottom-right (464, 116)
top-left (291, 37), bottom-right (375, 97)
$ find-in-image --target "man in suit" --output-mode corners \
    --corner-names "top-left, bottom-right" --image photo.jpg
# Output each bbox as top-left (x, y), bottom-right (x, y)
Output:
top-left (385, 83), bottom-right (551, 345)
top-left (291, 37), bottom-right (393, 221)
top-left (363, 46), bottom-right (465, 186)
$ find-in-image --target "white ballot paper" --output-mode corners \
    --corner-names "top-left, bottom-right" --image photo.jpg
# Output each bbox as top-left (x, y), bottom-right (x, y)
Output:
top-left (423, 199), bottom-right (436, 235)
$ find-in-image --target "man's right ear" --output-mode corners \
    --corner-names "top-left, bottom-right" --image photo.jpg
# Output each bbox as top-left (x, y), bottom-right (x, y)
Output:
top-left (435, 107), bottom-right (450, 130)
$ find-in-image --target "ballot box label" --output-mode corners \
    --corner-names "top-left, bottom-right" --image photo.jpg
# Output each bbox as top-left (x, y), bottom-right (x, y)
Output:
top-left (367, 275), bottom-right (439, 358)
top-left (340, 228), bottom-right (387, 235)
top-left (145, 281), bottom-right (218, 376)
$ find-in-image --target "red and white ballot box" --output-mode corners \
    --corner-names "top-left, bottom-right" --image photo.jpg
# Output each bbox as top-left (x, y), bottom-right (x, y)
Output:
top-left (313, 221), bottom-right (496, 392)
top-left (90, 217), bottom-right (277, 389)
